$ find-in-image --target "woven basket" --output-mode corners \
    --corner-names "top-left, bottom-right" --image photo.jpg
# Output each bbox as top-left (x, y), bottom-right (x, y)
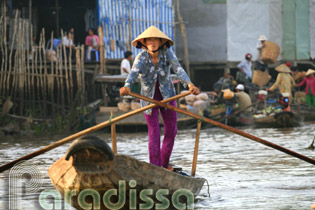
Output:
top-left (261, 41), bottom-right (280, 64)
top-left (252, 70), bottom-right (272, 87)
top-left (294, 91), bottom-right (306, 103)
top-left (294, 71), bottom-right (306, 82)
top-left (210, 107), bottom-right (225, 115)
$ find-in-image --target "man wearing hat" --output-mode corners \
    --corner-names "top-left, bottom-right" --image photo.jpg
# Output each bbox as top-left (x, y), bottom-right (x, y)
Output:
top-left (267, 64), bottom-right (295, 111)
top-left (255, 35), bottom-right (268, 71)
top-left (297, 69), bottom-right (315, 107)
top-left (120, 26), bottom-right (199, 170)
top-left (234, 84), bottom-right (253, 113)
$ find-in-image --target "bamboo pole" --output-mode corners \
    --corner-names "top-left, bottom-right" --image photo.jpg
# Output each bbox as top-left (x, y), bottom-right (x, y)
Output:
top-left (58, 38), bottom-right (65, 115)
top-left (11, 18), bottom-right (21, 99)
top-left (31, 32), bottom-right (35, 113)
top-left (38, 28), bottom-right (44, 117)
top-left (68, 34), bottom-right (73, 105)
top-left (80, 45), bottom-right (85, 106)
top-left (129, 92), bottom-right (315, 166)
top-left (111, 111), bottom-right (117, 155)
top-left (0, 91), bottom-right (191, 173)
top-left (26, 21), bottom-right (32, 115)
top-left (56, 45), bottom-right (63, 114)
top-left (3, 7), bottom-right (8, 93)
top-left (41, 28), bottom-right (48, 118)
top-left (192, 108), bottom-right (202, 176)
top-left (98, 26), bottom-right (105, 74)
top-left (61, 30), bottom-right (71, 108)
top-left (5, 11), bottom-right (18, 97)
top-left (19, 19), bottom-right (26, 116)
top-left (0, 15), bottom-right (4, 95)
top-left (49, 31), bottom-right (56, 131)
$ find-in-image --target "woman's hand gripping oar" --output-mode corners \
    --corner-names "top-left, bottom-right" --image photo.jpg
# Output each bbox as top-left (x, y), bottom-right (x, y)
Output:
top-left (128, 91), bottom-right (315, 166)
top-left (0, 91), bottom-right (192, 173)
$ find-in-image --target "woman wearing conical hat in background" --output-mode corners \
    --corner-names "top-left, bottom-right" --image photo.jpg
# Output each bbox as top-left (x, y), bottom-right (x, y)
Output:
top-left (120, 26), bottom-right (199, 170)
top-left (266, 64), bottom-right (296, 111)
top-left (297, 69), bottom-right (315, 107)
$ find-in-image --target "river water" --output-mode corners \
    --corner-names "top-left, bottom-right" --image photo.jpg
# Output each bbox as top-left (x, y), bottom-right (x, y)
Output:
top-left (0, 122), bottom-right (315, 210)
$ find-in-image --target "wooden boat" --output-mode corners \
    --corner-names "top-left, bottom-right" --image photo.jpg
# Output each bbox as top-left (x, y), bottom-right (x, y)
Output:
top-left (291, 103), bottom-right (315, 122)
top-left (49, 136), bottom-right (206, 210)
top-left (254, 111), bottom-right (300, 128)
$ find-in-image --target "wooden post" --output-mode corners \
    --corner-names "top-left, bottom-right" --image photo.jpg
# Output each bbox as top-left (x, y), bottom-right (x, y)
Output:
top-left (176, 0), bottom-right (190, 78)
top-left (98, 26), bottom-right (105, 74)
top-left (111, 111), bottom-right (117, 155)
top-left (192, 108), bottom-right (202, 176)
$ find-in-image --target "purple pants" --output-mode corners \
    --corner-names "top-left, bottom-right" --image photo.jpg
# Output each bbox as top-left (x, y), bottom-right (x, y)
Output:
top-left (144, 84), bottom-right (177, 168)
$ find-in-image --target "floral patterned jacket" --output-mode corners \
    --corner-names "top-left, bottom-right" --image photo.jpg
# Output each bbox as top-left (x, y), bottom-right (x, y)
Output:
top-left (124, 48), bottom-right (191, 114)
top-left (269, 72), bottom-right (295, 97)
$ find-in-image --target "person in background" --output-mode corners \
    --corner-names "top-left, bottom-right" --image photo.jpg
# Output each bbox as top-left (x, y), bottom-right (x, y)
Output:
top-left (236, 53), bottom-right (252, 83)
top-left (69, 27), bottom-right (75, 43)
top-left (120, 51), bottom-right (133, 76)
top-left (62, 31), bottom-right (75, 48)
top-left (255, 35), bottom-right (268, 71)
top-left (120, 26), bottom-right (199, 170)
top-left (297, 69), bottom-right (315, 107)
top-left (234, 84), bottom-right (253, 113)
top-left (213, 71), bottom-right (235, 94)
top-left (85, 28), bottom-right (99, 61)
top-left (267, 64), bottom-right (295, 111)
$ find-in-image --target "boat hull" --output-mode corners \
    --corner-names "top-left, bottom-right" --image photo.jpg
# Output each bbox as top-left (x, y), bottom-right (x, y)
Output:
top-left (48, 137), bottom-right (206, 210)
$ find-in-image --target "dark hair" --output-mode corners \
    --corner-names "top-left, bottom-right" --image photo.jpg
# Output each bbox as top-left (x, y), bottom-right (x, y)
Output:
top-left (88, 28), bottom-right (95, 34)
top-left (124, 51), bottom-right (133, 58)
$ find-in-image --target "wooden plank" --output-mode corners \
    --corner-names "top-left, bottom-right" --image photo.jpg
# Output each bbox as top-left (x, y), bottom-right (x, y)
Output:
top-left (99, 106), bottom-right (119, 113)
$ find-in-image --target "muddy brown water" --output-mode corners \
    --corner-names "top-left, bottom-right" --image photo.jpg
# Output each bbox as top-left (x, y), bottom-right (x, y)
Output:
top-left (0, 122), bottom-right (315, 210)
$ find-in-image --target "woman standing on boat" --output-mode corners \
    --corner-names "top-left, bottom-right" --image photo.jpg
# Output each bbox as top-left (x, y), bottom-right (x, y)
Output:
top-left (120, 26), bottom-right (199, 169)
top-left (267, 64), bottom-right (295, 111)
top-left (298, 69), bottom-right (315, 107)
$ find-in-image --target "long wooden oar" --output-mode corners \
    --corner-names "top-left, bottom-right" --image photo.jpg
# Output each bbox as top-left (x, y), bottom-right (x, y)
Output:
top-left (129, 92), bottom-right (315, 166)
top-left (0, 91), bottom-right (191, 173)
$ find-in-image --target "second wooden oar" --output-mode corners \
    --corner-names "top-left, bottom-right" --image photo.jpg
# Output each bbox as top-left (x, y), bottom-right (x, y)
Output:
top-left (0, 91), bottom-right (191, 173)
top-left (129, 92), bottom-right (315, 166)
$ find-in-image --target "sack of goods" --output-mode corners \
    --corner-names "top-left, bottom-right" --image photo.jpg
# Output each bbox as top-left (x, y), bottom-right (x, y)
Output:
top-left (261, 41), bottom-right (280, 64)
top-left (222, 89), bottom-right (234, 100)
top-left (131, 101), bottom-right (141, 110)
top-left (193, 100), bottom-right (206, 107)
top-left (196, 93), bottom-right (209, 101)
top-left (185, 94), bottom-right (196, 106)
top-left (117, 102), bottom-right (131, 112)
top-left (252, 70), bottom-right (272, 87)
top-left (46, 49), bottom-right (57, 62)
top-left (184, 92), bottom-right (210, 108)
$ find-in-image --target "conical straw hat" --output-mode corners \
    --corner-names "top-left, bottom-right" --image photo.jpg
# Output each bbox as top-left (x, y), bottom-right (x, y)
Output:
top-left (132, 25), bottom-right (174, 48)
top-left (275, 64), bottom-right (291, 73)
top-left (306, 69), bottom-right (315, 76)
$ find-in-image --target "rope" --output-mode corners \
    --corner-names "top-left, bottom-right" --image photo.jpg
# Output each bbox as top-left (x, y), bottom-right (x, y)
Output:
top-left (198, 112), bottom-right (204, 123)
top-left (109, 114), bottom-right (114, 125)
top-left (203, 179), bottom-right (211, 197)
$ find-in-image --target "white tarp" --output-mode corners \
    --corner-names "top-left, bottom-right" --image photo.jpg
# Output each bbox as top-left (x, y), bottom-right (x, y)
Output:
top-left (310, 0), bottom-right (315, 59)
top-left (227, 0), bottom-right (282, 61)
